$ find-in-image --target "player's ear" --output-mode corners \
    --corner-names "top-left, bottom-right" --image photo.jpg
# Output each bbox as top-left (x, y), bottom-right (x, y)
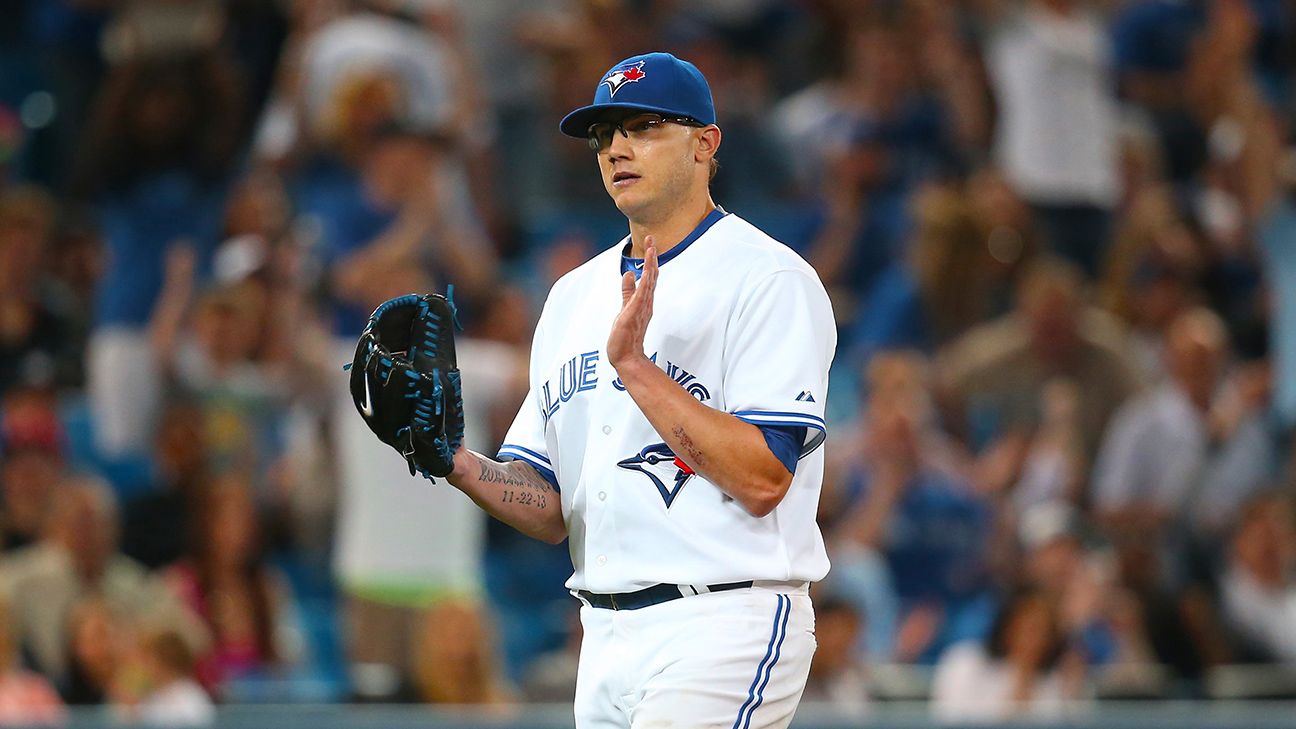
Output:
top-left (695, 125), bottom-right (721, 164)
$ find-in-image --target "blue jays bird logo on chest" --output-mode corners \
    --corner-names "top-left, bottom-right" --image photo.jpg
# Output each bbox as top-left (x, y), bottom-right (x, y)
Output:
top-left (602, 61), bottom-right (646, 97)
top-left (617, 442), bottom-right (695, 507)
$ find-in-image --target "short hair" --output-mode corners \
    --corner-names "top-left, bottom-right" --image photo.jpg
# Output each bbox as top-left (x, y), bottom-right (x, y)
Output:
top-left (709, 157), bottom-right (719, 182)
top-left (45, 475), bottom-right (119, 539)
top-left (1016, 256), bottom-right (1087, 312)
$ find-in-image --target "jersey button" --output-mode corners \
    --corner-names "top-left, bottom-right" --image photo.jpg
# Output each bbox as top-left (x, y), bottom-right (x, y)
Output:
top-left (602, 425), bottom-right (611, 435)
top-left (598, 491), bottom-right (607, 501)
top-left (597, 555), bottom-right (607, 566)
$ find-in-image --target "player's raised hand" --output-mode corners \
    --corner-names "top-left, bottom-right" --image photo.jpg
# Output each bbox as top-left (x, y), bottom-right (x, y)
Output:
top-left (607, 236), bottom-right (658, 370)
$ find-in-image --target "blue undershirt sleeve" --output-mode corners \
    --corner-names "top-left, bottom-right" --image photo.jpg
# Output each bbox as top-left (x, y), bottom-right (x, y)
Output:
top-left (758, 424), bottom-right (808, 476)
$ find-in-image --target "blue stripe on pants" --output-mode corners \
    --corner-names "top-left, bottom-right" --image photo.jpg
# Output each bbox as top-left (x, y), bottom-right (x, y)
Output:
top-left (744, 595), bottom-right (792, 729)
top-left (732, 595), bottom-right (790, 729)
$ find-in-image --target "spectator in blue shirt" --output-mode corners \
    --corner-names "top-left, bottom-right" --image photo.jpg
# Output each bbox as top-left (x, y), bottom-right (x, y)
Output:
top-left (829, 351), bottom-right (995, 664)
top-left (74, 52), bottom-right (245, 458)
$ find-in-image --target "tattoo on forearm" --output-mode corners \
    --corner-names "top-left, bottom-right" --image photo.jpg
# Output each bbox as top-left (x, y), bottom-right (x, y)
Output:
top-left (479, 460), bottom-right (553, 509)
top-left (672, 426), bottom-right (707, 467)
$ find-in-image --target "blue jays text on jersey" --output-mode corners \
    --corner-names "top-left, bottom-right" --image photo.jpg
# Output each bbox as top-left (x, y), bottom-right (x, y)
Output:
top-left (540, 351), bottom-right (711, 425)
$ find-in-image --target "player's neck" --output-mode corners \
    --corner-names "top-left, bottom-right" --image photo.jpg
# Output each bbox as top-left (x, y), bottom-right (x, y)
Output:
top-left (627, 194), bottom-right (717, 258)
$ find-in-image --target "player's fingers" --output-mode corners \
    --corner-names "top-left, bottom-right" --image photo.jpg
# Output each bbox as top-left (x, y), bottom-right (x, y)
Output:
top-left (621, 270), bottom-right (636, 306)
top-left (643, 244), bottom-right (659, 294)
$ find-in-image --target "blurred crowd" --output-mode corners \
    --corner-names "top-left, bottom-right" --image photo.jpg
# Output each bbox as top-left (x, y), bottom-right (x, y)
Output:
top-left (0, 0), bottom-right (1294, 724)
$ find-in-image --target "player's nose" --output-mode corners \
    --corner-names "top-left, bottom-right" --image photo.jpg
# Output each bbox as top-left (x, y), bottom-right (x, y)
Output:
top-left (605, 128), bottom-right (634, 159)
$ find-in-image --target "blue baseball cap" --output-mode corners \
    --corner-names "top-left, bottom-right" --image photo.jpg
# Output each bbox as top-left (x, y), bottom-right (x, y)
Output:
top-left (559, 52), bottom-right (716, 138)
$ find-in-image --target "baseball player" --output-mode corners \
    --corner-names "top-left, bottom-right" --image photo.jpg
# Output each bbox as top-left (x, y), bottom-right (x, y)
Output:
top-left (446, 52), bottom-right (836, 727)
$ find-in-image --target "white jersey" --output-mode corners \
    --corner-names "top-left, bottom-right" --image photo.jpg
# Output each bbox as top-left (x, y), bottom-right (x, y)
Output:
top-left (498, 211), bottom-right (836, 593)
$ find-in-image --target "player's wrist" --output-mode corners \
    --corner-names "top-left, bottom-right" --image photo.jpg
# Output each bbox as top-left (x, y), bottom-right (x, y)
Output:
top-left (610, 354), bottom-right (655, 383)
top-left (446, 447), bottom-right (475, 486)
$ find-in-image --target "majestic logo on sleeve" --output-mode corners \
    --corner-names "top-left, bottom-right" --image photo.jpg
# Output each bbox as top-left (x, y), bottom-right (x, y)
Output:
top-left (602, 61), bottom-right (646, 97)
top-left (617, 443), bottom-right (695, 508)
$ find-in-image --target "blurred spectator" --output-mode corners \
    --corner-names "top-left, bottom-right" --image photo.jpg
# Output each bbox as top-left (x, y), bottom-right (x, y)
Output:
top-left (1092, 307), bottom-right (1277, 587)
top-left (259, 3), bottom-right (502, 240)
top-left (931, 587), bottom-right (1085, 723)
top-left (257, 9), bottom-right (455, 167)
top-left (1219, 496), bottom-right (1296, 663)
top-left (1098, 184), bottom-right (1202, 381)
top-left (149, 169), bottom-right (331, 540)
top-left (800, 594), bottom-right (870, 716)
top-left (1016, 503), bottom-right (1160, 689)
top-left (43, 211), bottom-right (103, 357)
top-left (164, 475), bottom-right (298, 692)
top-left (248, 0), bottom-right (350, 166)
top-left (114, 627), bottom-right (215, 727)
top-left (63, 595), bottom-right (124, 705)
top-left (848, 176), bottom-right (1036, 368)
top-left (1009, 378), bottom-right (1086, 513)
top-left (772, 6), bottom-right (983, 197)
top-left (0, 475), bottom-right (208, 686)
top-left (287, 71), bottom-right (499, 699)
top-left (518, 606), bottom-right (580, 703)
top-left (334, 121), bottom-right (497, 314)
top-left (0, 385), bottom-right (66, 552)
top-left (937, 256), bottom-right (1142, 458)
top-left (982, 0), bottom-right (1119, 275)
top-left (119, 400), bottom-right (210, 570)
top-left (151, 243), bottom-right (289, 487)
top-left (0, 595), bottom-right (64, 726)
top-left (831, 352), bottom-right (994, 663)
top-left (0, 185), bottom-right (83, 395)
top-left (805, 17), bottom-right (972, 324)
top-left (1227, 13), bottom-right (1296, 433)
top-left (76, 50), bottom-right (244, 456)
top-left (412, 599), bottom-right (512, 706)
top-left (1110, 0), bottom-right (1207, 183)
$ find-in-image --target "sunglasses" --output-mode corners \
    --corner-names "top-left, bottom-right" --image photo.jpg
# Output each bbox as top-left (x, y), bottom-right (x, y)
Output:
top-left (587, 114), bottom-right (705, 152)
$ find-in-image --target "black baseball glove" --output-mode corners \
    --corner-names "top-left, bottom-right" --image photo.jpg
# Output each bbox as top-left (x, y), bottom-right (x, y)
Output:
top-left (347, 292), bottom-right (464, 479)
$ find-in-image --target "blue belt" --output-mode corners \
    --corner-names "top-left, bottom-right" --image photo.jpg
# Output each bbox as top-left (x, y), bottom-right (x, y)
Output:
top-left (578, 581), bottom-right (753, 611)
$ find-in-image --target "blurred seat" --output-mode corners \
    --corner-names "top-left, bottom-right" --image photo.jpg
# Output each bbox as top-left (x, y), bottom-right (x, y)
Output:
top-left (1092, 662), bottom-right (1172, 700)
top-left (868, 663), bottom-right (934, 702)
top-left (1205, 664), bottom-right (1296, 700)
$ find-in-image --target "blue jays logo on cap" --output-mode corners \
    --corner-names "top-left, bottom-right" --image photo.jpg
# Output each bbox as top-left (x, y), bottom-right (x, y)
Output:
top-left (602, 60), bottom-right (647, 97)
top-left (559, 51), bottom-right (716, 138)
top-left (617, 442), bottom-right (695, 508)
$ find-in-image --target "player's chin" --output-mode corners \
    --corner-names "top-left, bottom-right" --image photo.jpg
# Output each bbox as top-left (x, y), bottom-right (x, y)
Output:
top-left (608, 185), bottom-right (651, 216)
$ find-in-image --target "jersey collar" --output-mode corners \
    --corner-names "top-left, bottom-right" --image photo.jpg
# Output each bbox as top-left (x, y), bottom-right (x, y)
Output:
top-left (621, 206), bottom-right (728, 279)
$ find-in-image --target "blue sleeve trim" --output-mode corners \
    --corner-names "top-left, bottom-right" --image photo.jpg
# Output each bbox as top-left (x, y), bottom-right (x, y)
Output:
top-left (757, 424), bottom-right (807, 475)
top-left (498, 443), bottom-right (552, 467)
top-left (497, 445), bottom-right (560, 490)
top-left (733, 411), bottom-right (827, 458)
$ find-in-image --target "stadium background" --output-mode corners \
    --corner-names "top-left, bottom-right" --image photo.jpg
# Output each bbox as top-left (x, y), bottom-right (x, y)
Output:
top-left (0, 0), bottom-right (1295, 726)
